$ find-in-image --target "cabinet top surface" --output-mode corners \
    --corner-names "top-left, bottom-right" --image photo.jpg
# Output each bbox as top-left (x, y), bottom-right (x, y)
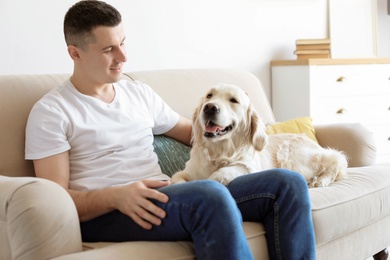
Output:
top-left (271, 58), bottom-right (390, 66)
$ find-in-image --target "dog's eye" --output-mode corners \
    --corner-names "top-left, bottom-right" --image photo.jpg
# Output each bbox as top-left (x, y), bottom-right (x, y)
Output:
top-left (206, 93), bottom-right (212, 99)
top-left (230, 98), bottom-right (239, 104)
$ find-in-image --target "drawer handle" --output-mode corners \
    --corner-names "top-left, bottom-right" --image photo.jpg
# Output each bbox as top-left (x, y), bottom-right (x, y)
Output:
top-left (336, 108), bottom-right (348, 114)
top-left (336, 76), bottom-right (347, 82)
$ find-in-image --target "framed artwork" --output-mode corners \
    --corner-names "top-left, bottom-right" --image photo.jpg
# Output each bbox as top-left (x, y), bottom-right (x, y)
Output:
top-left (329, 0), bottom-right (378, 58)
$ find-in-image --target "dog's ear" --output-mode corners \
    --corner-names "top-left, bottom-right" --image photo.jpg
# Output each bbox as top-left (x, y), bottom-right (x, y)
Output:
top-left (192, 100), bottom-right (201, 123)
top-left (247, 104), bottom-right (268, 151)
top-left (191, 98), bottom-right (203, 144)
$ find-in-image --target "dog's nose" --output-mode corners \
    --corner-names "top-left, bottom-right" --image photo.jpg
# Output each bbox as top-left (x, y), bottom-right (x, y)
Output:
top-left (203, 103), bottom-right (220, 115)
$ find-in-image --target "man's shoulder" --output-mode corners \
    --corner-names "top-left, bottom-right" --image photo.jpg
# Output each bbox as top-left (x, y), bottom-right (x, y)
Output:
top-left (117, 79), bottom-right (146, 89)
top-left (32, 79), bottom-right (73, 111)
top-left (116, 79), bottom-right (154, 95)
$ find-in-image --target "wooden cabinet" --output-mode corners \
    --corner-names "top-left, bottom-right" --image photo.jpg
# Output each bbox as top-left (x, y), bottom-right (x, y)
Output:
top-left (271, 59), bottom-right (390, 163)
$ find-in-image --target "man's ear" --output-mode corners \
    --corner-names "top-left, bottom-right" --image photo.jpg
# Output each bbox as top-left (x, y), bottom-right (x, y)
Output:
top-left (67, 45), bottom-right (81, 61)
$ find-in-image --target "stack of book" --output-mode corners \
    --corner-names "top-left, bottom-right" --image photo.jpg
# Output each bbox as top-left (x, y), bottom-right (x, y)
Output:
top-left (294, 38), bottom-right (331, 60)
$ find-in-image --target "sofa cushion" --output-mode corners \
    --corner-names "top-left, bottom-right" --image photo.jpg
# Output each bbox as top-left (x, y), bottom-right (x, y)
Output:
top-left (266, 117), bottom-right (318, 143)
top-left (54, 222), bottom-right (268, 260)
top-left (153, 135), bottom-right (191, 177)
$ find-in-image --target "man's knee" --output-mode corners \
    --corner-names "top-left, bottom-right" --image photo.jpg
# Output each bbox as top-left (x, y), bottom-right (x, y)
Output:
top-left (270, 168), bottom-right (308, 190)
top-left (166, 180), bottom-right (239, 213)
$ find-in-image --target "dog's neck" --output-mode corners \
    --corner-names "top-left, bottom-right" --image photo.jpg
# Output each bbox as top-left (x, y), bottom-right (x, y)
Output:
top-left (194, 137), bottom-right (253, 165)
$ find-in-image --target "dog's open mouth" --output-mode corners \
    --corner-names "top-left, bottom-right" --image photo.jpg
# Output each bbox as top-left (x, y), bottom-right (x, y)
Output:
top-left (204, 120), bottom-right (234, 138)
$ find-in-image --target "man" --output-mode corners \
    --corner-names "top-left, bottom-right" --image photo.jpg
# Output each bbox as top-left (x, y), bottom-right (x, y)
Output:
top-left (25, 1), bottom-right (316, 259)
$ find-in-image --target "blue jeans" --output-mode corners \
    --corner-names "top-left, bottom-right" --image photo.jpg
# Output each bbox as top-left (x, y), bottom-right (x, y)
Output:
top-left (80, 169), bottom-right (316, 260)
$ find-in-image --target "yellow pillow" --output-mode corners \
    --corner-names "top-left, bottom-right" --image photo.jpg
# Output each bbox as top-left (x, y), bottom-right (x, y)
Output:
top-left (265, 117), bottom-right (318, 143)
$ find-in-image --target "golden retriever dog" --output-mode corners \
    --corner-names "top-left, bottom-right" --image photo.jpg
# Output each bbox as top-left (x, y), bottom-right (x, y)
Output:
top-left (171, 84), bottom-right (348, 188)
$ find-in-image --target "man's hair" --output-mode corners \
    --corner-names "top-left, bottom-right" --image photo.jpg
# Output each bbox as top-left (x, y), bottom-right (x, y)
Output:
top-left (64, 0), bottom-right (122, 49)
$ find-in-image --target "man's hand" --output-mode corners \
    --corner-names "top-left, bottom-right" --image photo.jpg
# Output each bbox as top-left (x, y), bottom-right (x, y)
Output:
top-left (33, 152), bottom-right (171, 229)
top-left (113, 179), bottom-right (170, 230)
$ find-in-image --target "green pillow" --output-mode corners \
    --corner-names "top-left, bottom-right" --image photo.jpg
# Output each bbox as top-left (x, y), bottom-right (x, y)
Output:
top-left (153, 135), bottom-right (191, 177)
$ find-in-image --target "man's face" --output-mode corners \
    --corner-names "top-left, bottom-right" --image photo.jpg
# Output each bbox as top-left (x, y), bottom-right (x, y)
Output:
top-left (77, 23), bottom-right (127, 86)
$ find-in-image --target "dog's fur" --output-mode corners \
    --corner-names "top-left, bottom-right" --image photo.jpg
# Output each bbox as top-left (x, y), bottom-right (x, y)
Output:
top-left (171, 84), bottom-right (348, 187)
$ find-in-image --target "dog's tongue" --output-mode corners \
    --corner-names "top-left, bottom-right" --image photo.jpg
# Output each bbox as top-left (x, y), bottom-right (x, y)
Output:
top-left (205, 120), bottom-right (222, 133)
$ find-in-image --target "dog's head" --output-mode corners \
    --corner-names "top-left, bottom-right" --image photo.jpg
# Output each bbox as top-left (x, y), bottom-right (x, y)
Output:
top-left (192, 84), bottom-right (267, 151)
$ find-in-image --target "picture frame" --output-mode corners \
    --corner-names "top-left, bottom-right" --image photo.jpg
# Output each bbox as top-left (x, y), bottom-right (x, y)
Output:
top-left (388, 0), bottom-right (390, 15)
top-left (329, 0), bottom-right (378, 58)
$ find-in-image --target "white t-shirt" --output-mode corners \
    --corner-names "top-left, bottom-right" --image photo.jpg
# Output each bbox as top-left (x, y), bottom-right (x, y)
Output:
top-left (25, 79), bottom-right (179, 191)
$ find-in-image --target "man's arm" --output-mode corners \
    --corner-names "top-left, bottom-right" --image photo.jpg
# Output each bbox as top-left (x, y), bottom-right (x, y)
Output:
top-left (164, 115), bottom-right (192, 146)
top-left (33, 151), bottom-right (169, 230)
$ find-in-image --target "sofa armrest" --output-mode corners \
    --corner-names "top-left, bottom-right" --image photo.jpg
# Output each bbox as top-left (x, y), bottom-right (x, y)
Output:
top-left (0, 176), bottom-right (82, 260)
top-left (314, 123), bottom-right (377, 167)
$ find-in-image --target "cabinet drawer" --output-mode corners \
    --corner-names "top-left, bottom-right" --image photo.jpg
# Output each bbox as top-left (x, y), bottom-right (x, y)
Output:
top-left (312, 95), bottom-right (390, 124)
top-left (271, 59), bottom-right (390, 163)
top-left (310, 64), bottom-right (390, 97)
top-left (377, 153), bottom-right (390, 163)
top-left (368, 125), bottom-right (390, 163)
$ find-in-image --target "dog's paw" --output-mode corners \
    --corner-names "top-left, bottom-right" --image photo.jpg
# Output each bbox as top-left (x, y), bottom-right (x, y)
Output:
top-left (308, 176), bottom-right (331, 188)
top-left (171, 171), bottom-right (191, 184)
top-left (171, 178), bottom-right (187, 184)
top-left (209, 171), bottom-right (235, 186)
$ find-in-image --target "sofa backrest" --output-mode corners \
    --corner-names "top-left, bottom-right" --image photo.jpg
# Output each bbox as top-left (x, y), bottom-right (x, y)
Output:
top-left (0, 69), bottom-right (274, 178)
top-left (126, 69), bottom-right (275, 124)
top-left (0, 74), bottom-right (69, 177)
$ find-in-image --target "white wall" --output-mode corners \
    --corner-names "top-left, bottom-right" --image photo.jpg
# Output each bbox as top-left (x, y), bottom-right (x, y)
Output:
top-left (0, 0), bottom-right (389, 99)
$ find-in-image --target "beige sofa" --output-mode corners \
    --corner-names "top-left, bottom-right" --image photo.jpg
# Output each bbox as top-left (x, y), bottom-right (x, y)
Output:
top-left (1, 69), bottom-right (390, 260)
